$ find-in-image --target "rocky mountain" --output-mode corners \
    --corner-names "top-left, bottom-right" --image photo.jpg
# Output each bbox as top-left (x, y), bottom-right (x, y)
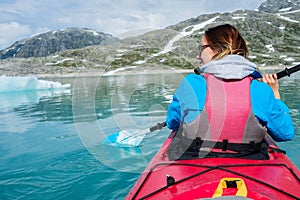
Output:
top-left (258, 0), bottom-right (300, 13)
top-left (0, 0), bottom-right (299, 76)
top-left (0, 27), bottom-right (119, 59)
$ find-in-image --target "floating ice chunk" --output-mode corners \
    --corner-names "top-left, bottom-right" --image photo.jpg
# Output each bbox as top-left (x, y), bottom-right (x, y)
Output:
top-left (0, 75), bottom-right (70, 92)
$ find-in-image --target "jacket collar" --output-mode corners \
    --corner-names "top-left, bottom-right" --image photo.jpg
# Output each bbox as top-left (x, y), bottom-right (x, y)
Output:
top-left (196, 55), bottom-right (262, 79)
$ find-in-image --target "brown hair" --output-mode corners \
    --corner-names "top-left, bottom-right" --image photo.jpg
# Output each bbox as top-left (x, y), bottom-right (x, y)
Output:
top-left (204, 24), bottom-right (249, 60)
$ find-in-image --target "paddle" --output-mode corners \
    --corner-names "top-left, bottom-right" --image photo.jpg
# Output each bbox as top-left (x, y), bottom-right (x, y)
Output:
top-left (103, 64), bottom-right (300, 147)
top-left (276, 64), bottom-right (300, 79)
top-left (102, 122), bottom-right (166, 147)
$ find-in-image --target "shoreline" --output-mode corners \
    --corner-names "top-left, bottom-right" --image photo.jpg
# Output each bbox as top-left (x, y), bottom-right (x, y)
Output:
top-left (32, 68), bottom-right (195, 78)
top-left (1, 65), bottom-right (288, 79)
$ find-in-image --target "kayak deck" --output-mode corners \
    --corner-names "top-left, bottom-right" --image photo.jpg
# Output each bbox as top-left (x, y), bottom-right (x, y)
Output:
top-left (125, 132), bottom-right (300, 200)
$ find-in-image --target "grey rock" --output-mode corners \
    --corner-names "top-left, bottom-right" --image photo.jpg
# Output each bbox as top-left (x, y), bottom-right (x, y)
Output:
top-left (0, 27), bottom-right (119, 59)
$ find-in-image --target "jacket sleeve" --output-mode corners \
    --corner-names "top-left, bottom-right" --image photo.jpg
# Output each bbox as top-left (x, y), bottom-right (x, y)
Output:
top-left (166, 74), bottom-right (206, 130)
top-left (166, 93), bottom-right (182, 130)
top-left (251, 80), bottom-right (294, 142)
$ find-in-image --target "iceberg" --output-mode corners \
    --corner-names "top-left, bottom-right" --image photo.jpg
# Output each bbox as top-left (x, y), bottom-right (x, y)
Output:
top-left (0, 75), bottom-right (71, 110)
top-left (0, 75), bottom-right (71, 93)
top-left (0, 76), bottom-right (71, 133)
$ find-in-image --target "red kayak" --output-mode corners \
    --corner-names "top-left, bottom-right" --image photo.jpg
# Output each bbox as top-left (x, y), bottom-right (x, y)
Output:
top-left (125, 131), bottom-right (300, 200)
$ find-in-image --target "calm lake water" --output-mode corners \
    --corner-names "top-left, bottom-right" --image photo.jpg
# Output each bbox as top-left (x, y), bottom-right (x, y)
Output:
top-left (0, 72), bottom-right (299, 199)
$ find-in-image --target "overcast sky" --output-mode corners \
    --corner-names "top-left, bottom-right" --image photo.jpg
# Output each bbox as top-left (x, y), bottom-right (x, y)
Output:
top-left (0, 0), bottom-right (266, 50)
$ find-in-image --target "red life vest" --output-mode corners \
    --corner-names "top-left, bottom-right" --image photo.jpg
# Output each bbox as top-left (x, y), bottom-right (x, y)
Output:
top-left (182, 74), bottom-right (266, 144)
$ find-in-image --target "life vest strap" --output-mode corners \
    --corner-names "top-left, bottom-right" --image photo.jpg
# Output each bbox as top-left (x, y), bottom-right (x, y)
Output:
top-left (189, 137), bottom-right (264, 153)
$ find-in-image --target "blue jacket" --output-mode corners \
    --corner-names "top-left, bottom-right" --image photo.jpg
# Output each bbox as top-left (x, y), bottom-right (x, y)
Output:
top-left (166, 55), bottom-right (294, 142)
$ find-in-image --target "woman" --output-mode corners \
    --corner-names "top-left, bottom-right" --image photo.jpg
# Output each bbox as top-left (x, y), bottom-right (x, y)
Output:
top-left (166, 24), bottom-right (294, 160)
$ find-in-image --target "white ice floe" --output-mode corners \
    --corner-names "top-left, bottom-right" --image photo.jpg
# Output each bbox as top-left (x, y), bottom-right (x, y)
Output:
top-left (0, 75), bottom-right (70, 92)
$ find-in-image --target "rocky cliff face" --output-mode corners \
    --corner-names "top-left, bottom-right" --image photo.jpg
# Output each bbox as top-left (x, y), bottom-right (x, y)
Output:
top-left (0, 27), bottom-right (119, 59)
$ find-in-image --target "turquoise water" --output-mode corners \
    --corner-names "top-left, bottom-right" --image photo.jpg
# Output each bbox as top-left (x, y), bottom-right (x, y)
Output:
top-left (0, 72), bottom-right (299, 199)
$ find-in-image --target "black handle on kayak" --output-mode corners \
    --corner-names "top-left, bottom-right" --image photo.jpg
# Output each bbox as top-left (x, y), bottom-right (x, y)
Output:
top-left (149, 122), bottom-right (166, 132)
top-left (276, 64), bottom-right (300, 79)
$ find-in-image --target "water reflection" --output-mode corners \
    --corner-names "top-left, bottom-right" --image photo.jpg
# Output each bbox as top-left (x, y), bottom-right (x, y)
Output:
top-left (71, 73), bottom-right (185, 172)
top-left (0, 89), bottom-right (71, 133)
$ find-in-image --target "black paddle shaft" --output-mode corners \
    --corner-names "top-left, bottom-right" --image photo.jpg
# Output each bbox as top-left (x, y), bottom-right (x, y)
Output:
top-left (150, 122), bottom-right (166, 132)
top-left (194, 64), bottom-right (300, 79)
top-left (276, 64), bottom-right (300, 79)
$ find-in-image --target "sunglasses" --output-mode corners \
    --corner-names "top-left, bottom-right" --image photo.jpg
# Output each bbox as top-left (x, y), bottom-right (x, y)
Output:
top-left (198, 44), bottom-right (210, 53)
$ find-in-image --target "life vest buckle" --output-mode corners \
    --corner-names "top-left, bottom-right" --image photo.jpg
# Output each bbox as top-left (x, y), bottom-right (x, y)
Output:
top-left (194, 137), bottom-right (202, 149)
top-left (249, 141), bottom-right (255, 151)
top-left (221, 139), bottom-right (228, 151)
